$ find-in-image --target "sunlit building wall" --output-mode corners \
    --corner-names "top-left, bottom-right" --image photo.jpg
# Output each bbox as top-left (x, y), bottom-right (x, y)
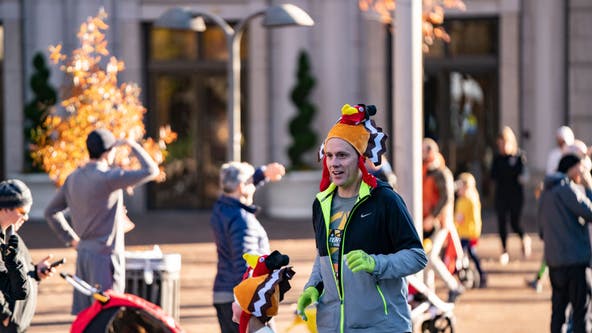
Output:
top-left (0, 0), bottom-right (590, 213)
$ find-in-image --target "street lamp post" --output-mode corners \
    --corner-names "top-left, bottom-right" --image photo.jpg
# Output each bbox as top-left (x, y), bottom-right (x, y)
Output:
top-left (156, 4), bottom-right (314, 162)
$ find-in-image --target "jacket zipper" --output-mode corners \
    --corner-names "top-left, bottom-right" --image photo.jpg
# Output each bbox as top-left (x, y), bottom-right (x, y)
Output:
top-left (375, 283), bottom-right (389, 315)
top-left (336, 196), bottom-right (369, 333)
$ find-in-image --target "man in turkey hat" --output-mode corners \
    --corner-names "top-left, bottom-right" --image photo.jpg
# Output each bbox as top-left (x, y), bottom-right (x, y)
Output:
top-left (296, 104), bottom-right (427, 333)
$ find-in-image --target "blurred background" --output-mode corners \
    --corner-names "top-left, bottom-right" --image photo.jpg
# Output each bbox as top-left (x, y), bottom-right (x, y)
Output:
top-left (0, 0), bottom-right (590, 222)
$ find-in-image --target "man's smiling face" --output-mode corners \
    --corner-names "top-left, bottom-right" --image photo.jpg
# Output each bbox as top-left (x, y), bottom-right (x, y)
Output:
top-left (324, 138), bottom-right (361, 197)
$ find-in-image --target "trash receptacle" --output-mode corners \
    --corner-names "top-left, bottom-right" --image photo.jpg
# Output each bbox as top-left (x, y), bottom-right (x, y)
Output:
top-left (125, 247), bottom-right (181, 321)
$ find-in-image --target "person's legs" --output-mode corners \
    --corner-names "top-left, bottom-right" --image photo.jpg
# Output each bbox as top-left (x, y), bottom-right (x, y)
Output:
top-left (509, 202), bottom-right (531, 257)
top-left (527, 260), bottom-right (548, 292)
top-left (496, 207), bottom-right (508, 251)
top-left (467, 243), bottom-right (485, 280)
top-left (549, 266), bottom-right (570, 333)
top-left (460, 239), bottom-right (486, 288)
top-left (537, 261), bottom-right (548, 279)
top-left (72, 251), bottom-right (93, 315)
top-left (495, 203), bottom-right (509, 264)
top-left (566, 265), bottom-right (591, 333)
top-left (215, 302), bottom-right (240, 333)
top-left (508, 201), bottom-right (525, 238)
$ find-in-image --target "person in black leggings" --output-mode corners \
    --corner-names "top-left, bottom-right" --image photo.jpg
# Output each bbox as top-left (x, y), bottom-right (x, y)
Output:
top-left (490, 126), bottom-right (531, 265)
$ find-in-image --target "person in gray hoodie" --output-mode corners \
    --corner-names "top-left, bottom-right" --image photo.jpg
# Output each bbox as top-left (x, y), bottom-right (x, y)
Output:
top-left (538, 154), bottom-right (592, 333)
top-left (44, 129), bottom-right (159, 315)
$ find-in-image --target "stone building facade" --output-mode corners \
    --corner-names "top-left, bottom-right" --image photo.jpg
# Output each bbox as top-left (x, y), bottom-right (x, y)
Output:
top-left (0, 0), bottom-right (590, 216)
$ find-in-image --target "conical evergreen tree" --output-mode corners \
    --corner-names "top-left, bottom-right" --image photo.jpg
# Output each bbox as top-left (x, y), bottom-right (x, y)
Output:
top-left (288, 50), bottom-right (317, 170)
top-left (24, 52), bottom-right (57, 172)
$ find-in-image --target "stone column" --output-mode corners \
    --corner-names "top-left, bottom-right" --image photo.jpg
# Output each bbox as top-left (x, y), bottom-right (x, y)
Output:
top-left (2, 0), bottom-right (24, 175)
top-left (393, 0), bottom-right (423, 236)
top-left (499, 0), bottom-right (521, 134)
top-left (532, 0), bottom-right (565, 169)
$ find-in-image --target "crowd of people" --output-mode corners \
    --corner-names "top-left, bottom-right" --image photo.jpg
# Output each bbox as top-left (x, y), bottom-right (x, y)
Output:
top-left (0, 114), bottom-right (591, 332)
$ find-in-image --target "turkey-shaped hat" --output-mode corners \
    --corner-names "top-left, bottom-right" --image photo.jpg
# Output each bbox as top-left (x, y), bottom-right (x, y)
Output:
top-left (318, 104), bottom-right (388, 191)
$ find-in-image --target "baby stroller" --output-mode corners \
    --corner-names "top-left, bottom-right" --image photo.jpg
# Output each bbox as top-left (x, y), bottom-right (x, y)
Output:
top-left (407, 275), bottom-right (456, 333)
top-left (61, 273), bottom-right (185, 333)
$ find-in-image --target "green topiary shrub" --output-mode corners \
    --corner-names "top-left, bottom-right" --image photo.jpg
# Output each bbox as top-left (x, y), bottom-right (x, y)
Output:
top-left (287, 50), bottom-right (318, 170)
top-left (24, 52), bottom-right (57, 172)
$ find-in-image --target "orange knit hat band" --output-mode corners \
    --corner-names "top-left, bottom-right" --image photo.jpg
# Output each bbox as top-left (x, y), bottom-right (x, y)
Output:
top-left (325, 123), bottom-right (370, 157)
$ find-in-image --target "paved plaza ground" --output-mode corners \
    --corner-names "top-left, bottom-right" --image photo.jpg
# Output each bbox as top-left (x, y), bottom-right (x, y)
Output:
top-left (19, 210), bottom-right (552, 333)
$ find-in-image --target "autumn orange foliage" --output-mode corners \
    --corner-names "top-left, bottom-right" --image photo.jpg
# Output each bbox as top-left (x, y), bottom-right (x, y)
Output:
top-left (31, 9), bottom-right (176, 186)
top-left (358, 0), bottom-right (466, 52)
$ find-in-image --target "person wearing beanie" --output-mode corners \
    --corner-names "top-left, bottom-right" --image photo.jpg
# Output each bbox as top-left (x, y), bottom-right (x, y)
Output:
top-left (538, 153), bottom-right (592, 332)
top-left (297, 104), bottom-right (427, 333)
top-left (530, 130), bottom-right (583, 293)
top-left (0, 179), bottom-right (56, 332)
top-left (44, 129), bottom-right (160, 315)
top-left (546, 126), bottom-right (575, 175)
top-left (210, 161), bottom-right (285, 333)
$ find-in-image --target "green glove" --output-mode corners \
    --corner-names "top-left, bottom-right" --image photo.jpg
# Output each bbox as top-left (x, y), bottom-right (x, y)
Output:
top-left (346, 250), bottom-right (376, 273)
top-left (296, 286), bottom-right (319, 321)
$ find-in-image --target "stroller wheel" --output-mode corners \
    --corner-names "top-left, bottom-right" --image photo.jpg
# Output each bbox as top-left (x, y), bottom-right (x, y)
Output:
top-left (421, 314), bottom-right (454, 333)
top-left (457, 258), bottom-right (480, 289)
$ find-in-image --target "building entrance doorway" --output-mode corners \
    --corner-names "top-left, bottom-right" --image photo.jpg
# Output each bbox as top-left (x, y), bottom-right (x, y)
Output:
top-left (148, 73), bottom-right (227, 209)
top-left (423, 17), bottom-right (499, 205)
top-left (424, 70), bottom-right (498, 204)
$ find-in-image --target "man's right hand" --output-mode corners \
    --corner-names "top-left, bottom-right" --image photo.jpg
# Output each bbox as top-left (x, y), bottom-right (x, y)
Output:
top-left (296, 286), bottom-right (319, 321)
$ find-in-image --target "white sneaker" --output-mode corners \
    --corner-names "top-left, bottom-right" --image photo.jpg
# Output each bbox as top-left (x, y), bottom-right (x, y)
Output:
top-left (522, 235), bottom-right (532, 258)
top-left (500, 252), bottom-right (509, 265)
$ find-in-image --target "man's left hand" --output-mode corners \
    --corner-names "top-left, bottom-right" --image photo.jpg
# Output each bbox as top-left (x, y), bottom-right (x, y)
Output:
top-left (346, 250), bottom-right (375, 273)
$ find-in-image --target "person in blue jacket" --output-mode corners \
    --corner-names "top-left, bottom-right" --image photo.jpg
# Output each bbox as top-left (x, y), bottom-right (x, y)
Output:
top-left (297, 104), bottom-right (427, 333)
top-left (210, 161), bottom-right (285, 333)
top-left (538, 154), bottom-right (592, 333)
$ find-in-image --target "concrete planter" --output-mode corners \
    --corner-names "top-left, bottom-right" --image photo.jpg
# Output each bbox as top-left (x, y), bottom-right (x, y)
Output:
top-left (266, 170), bottom-right (321, 219)
top-left (9, 173), bottom-right (57, 221)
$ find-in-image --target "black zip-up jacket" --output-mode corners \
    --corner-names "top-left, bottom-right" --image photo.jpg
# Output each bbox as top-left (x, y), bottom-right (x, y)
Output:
top-left (0, 234), bottom-right (38, 333)
top-left (305, 180), bottom-right (427, 333)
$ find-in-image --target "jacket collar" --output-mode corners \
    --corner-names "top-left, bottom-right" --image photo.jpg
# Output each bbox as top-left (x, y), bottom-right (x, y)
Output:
top-left (316, 181), bottom-right (373, 204)
top-left (316, 181), bottom-right (373, 226)
top-left (218, 195), bottom-right (258, 214)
